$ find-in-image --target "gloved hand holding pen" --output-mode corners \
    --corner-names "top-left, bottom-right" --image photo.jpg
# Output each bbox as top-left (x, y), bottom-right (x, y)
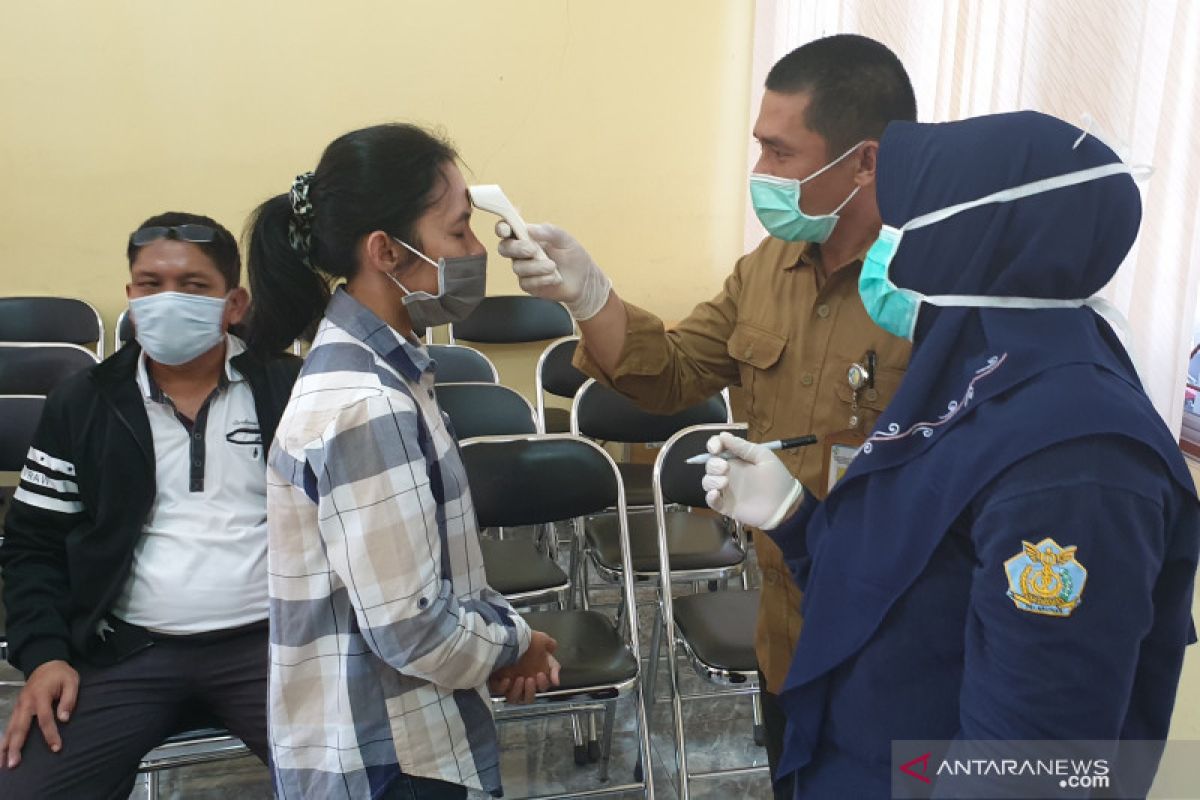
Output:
top-left (496, 221), bottom-right (612, 321)
top-left (702, 432), bottom-right (804, 530)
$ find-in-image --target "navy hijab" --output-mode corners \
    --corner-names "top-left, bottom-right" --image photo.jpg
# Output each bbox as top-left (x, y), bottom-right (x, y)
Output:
top-left (775, 111), bottom-right (1195, 775)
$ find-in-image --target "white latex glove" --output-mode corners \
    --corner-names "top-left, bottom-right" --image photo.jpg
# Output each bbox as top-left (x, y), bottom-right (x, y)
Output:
top-left (701, 432), bottom-right (804, 530)
top-left (495, 221), bottom-right (612, 321)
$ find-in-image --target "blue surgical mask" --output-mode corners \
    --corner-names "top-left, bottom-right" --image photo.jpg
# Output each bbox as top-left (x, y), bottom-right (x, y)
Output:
top-left (859, 160), bottom-right (1150, 342)
top-left (749, 141), bottom-right (864, 243)
top-left (129, 291), bottom-right (228, 365)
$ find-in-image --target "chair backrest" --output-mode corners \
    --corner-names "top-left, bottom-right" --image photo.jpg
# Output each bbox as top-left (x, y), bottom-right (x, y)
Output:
top-left (434, 382), bottom-right (538, 440)
top-left (571, 379), bottom-right (730, 444)
top-left (653, 422), bottom-right (750, 510)
top-left (428, 344), bottom-right (499, 384)
top-left (461, 435), bottom-right (621, 528)
top-left (0, 344), bottom-right (99, 395)
top-left (537, 336), bottom-right (586, 399)
top-left (448, 296), bottom-right (573, 344)
top-left (0, 297), bottom-right (105, 358)
top-left (535, 336), bottom-right (586, 431)
top-left (0, 396), bottom-right (46, 472)
top-left (115, 309), bottom-right (134, 351)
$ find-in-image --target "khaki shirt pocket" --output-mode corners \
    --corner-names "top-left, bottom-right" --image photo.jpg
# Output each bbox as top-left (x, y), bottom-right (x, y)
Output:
top-left (727, 321), bottom-right (788, 433)
top-left (834, 365), bottom-right (906, 435)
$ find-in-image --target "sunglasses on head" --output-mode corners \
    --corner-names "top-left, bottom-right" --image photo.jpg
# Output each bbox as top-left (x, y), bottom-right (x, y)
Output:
top-left (129, 224), bottom-right (217, 247)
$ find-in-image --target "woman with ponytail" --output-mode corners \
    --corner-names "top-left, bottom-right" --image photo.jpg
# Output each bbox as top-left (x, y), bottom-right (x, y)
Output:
top-left (248, 124), bottom-right (559, 800)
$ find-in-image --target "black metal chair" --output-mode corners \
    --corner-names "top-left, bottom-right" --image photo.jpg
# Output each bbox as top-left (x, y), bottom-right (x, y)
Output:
top-left (0, 297), bottom-right (105, 358)
top-left (428, 343), bottom-right (499, 384)
top-left (536, 336), bottom-right (587, 434)
top-left (0, 344), bottom-right (99, 395)
top-left (570, 380), bottom-right (743, 608)
top-left (115, 308), bottom-right (134, 351)
top-left (434, 382), bottom-right (538, 441)
top-left (448, 295), bottom-right (573, 345)
top-left (461, 434), bottom-right (652, 794)
top-left (137, 705), bottom-right (252, 799)
top-left (0, 395), bottom-right (45, 676)
top-left (650, 424), bottom-right (766, 798)
top-left (435, 382), bottom-right (569, 611)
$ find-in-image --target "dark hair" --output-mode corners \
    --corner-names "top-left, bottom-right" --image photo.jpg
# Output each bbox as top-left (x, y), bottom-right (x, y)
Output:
top-left (243, 123), bottom-right (458, 354)
top-left (127, 211), bottom-right (241, 289)
top-left (766, 34), bottom-right (917, 155)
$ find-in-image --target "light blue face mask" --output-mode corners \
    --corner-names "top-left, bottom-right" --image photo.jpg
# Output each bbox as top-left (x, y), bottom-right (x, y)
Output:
top-left (749, 141), bottom-right (864, 243)
top-left (859, 160), bottom-right (1150, 342)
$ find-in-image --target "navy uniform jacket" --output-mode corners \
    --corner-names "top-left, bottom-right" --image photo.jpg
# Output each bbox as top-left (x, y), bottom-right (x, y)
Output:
top-left (771, 433), bottom-right (1199, 798)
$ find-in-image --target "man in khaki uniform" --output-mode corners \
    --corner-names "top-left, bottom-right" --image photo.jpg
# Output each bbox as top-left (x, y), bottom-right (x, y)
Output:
top-left (496, 34), bottom-right (915, 798)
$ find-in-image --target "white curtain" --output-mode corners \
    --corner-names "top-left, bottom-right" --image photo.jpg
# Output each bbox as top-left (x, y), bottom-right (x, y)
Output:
top-left (748, 0), bottom-right (1200, 436)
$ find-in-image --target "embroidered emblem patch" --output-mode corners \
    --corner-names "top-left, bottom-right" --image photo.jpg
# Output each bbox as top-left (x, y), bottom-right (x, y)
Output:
top-left (1004, 538), bottom-right (1087, 617)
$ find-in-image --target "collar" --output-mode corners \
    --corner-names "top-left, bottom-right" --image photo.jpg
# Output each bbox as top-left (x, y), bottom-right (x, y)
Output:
top-left (324, 287), bottom-right (432, 383)
top-left (135, 334), bottom-right (245, 401)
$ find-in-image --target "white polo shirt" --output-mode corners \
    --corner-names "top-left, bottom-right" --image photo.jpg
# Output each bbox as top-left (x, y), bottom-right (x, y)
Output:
top-left (110, 335), bottom-right (269, 634)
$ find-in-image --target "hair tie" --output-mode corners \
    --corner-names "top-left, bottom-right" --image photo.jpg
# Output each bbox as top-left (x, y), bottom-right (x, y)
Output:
top-left (287, 171), bottom-right (316, 268)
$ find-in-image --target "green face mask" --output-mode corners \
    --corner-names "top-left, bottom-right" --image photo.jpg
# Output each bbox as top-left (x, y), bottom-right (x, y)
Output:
top-left (859, 161), bottom-right (1147, 342)
top-left (749, 141), bottom-right (863, 243)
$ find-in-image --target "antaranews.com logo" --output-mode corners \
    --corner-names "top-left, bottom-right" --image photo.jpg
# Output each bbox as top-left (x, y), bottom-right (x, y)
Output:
top-left (891, 740), bottom-right (1200, 799)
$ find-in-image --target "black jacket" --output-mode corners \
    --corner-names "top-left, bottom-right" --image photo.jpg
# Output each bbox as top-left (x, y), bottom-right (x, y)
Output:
top-left (0, 342), bottom-right (301, 676)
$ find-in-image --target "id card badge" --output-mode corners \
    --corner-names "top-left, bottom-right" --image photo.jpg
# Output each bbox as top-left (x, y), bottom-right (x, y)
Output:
top-left (822, 429), bottom-right (865, 494)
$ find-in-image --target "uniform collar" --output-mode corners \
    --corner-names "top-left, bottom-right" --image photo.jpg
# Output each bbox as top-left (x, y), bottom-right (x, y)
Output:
top-left (324, 287), bottom-right (432, 383)
top-left (135, 334), bottom-right (245, 401)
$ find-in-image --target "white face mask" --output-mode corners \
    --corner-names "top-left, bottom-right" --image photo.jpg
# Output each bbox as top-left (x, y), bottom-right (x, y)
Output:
top-left (129, 291), bottom-right (227, 365)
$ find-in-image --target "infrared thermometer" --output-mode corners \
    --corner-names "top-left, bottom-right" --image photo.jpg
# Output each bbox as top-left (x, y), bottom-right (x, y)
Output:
top-left (468, 184), bottom-right (551, 263)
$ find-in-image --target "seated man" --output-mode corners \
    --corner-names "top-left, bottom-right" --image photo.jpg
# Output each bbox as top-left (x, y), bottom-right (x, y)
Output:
top-left (0, 212), bottom-right (301, 798)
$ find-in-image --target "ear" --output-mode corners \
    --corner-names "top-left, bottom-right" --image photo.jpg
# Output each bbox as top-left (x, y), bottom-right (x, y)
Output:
top-left (361, 230), bottom-right (412, 276)
top-left (854, 141), bottom-right (879, 187)
top-left (224, 286), bottom-right (251, 328)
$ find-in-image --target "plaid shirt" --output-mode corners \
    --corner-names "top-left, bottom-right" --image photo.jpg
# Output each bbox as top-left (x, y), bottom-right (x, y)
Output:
top-left (267, 289), bottom-right (529, 798)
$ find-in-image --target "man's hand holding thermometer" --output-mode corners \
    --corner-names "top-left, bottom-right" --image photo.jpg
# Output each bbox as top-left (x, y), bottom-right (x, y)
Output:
top-left (701, 432), bottom-right (810, 530)
top-left (469, 184), bottom-right (612, 321)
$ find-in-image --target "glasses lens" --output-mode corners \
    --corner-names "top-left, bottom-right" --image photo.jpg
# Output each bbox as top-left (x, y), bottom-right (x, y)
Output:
top-left (174, 224), bottom-right (217, 243)
top-left (130, 226), bottom-right (169, 246)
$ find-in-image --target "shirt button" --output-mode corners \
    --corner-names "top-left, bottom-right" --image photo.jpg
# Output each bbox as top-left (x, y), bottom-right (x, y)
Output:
top-left (743, 347), bottom-right (754, 359)
top-left (866, 388), bottom-right (879, 402)
top-left (801, 373), bottom-right (814, 386)
top-left (192, 459), bottom-right (202, 467)
top-left (418, 597), bottom-right (429, 609)
top-left (428, 390), bottom-right (434, 398)
top-left (816, 304), bottom-right (831, 319)
top-left (193, 432), bottom-right (202, 440)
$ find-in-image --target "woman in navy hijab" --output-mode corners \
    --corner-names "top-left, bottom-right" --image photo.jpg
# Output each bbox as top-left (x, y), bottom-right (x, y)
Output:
top-left (703, 111), bottom-right (1199, 797)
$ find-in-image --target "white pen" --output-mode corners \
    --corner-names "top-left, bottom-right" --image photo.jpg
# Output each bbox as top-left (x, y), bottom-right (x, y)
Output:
top-left (685, 434), bottom-right (820, 465)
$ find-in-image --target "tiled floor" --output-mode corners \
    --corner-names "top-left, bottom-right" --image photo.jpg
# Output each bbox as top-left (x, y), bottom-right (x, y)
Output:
top-left (0, 524), bottom-right (773, 799)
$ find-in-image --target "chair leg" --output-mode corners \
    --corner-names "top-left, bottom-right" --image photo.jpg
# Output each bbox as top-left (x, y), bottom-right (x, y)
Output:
top-left (571, 713), bottom-right (589, 766)
top-left (598, 700), bottom-right (616, 782)
top-left (146, 769), bottom-right (160, 800)
top-left (666, 627), bottom-right (690, 800)
top-left (644, 600), bottom-right (664, 706)
top-left (752, 689), bottom-right (766, 747)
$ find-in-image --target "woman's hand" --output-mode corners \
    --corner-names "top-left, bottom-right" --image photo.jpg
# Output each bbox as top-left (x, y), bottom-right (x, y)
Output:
top-left (702, 432), bottom-right (804, 530)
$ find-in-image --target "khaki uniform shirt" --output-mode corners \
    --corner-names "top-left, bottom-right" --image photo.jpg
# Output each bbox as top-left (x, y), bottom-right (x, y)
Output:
top-left (574, 236), bottom-right (911, 692)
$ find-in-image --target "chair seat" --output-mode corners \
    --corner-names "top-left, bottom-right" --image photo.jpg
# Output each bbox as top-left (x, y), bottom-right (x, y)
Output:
top-left (615, 462), bottom-right (655, 507)
top-left (542, 406), bottom-right (571, 434)
top-left (673, 589), bottom-right (760, 673)
top-left (516, 610), bottom-right (638, 693)
top-left (480, 538), bottom-right (568, 596)
top-left (586, 511), bottom-right (744, 574)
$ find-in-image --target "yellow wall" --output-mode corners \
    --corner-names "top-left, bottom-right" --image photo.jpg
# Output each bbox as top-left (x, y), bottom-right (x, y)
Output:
top-left (0, 0), bottom-right (755, 378)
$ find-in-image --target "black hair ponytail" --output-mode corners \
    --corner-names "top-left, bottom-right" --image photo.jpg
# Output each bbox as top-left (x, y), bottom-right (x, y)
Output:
top-left (244, 193), bottom-right (329, 355)
top-left (243, 123), bottom-right (457, 356)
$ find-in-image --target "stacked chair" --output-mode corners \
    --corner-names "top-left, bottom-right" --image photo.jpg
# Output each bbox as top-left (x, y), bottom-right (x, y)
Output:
top-left (536, 336), bottom-right (588, 434)
top-left (461, 434), bottom-right (654, 798)
top-left (650, 424), bottom-right (768, 799)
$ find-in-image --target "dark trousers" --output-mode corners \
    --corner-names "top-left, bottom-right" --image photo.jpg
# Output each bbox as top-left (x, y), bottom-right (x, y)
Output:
top-left (0, 621), bottom-right (269, 800)
top-left (759, 669), bottom-right (797, 800)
